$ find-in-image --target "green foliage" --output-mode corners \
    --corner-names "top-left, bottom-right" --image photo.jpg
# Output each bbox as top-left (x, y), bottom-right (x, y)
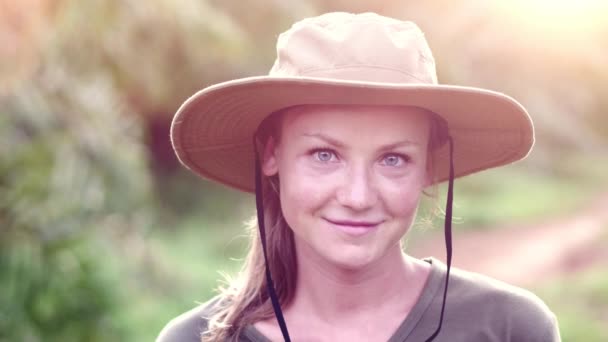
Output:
top-left (49, 0), bottom-right (300, 115)
top-left (0, 238), bottom-right (124, 342)
top-left (0, 14), bottom-right (153, 339)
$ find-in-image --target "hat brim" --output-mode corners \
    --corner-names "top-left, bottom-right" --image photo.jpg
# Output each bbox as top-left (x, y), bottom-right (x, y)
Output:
top-left (171, 76), bottom-right (533, 193)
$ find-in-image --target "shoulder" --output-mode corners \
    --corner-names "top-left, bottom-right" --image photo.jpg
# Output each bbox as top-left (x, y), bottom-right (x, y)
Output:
top-left (156, 296), bottom-right (222, 342)
top-left (445, 264), bottom-right (560, 341)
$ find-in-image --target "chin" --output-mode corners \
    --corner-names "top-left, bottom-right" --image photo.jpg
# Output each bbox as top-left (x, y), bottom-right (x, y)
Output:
top-left (323, 247), bottom-right (379, 271)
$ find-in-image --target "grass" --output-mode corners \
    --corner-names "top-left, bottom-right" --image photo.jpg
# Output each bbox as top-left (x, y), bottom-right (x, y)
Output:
top-left (533, 229), bottom-right (608, 342)
top-left (416, 155), bottom-right (608, 229)
top-left (534, 265), bottom-right (608, 341)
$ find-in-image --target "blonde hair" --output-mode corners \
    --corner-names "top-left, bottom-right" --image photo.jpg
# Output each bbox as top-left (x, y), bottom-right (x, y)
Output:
top-left (202, 106), bottom-right (446, 341)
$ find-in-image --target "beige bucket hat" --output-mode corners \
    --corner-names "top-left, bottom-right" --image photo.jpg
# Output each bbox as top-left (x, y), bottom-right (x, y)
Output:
top-left (171, 12), bottom-right (534, 192)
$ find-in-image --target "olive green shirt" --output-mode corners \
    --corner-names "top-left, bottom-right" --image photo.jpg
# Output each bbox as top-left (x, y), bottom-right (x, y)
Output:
top-left (157, 258), bottom-right (560, 341)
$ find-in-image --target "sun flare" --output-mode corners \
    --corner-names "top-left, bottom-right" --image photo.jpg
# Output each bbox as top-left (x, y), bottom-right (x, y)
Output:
top-left (494, 0), bottom-right (607, 32)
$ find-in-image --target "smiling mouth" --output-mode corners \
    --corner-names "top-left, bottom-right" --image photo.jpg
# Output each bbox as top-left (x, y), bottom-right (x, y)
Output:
top-left (323, 218), bottom-right (383, 236)
top-left (324, 218), bottom-right (383, 227)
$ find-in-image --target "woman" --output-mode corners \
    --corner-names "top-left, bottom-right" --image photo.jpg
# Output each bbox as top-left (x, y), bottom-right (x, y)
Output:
top-left (158, 12), bottom-right (560, 342)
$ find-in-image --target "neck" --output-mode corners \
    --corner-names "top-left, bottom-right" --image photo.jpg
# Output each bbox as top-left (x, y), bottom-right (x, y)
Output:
top-left (287, 241), bottom-right (426, 323)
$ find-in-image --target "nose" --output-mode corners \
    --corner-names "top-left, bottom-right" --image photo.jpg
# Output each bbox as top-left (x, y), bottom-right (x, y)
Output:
top-left (336, 165), bottom-right (378, 211)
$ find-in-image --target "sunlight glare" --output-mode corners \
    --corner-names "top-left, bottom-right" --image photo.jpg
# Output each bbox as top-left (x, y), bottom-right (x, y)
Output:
top-left (494, 0), bottom-right (608, 32)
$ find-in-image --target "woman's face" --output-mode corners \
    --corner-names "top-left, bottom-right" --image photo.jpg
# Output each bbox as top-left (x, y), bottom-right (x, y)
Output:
top-left (262, 105), bottom-right (431, 270)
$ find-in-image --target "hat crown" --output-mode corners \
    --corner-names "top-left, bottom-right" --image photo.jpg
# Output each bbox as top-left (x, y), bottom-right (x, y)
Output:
top-left (270, 12), bottom-right (438, 84)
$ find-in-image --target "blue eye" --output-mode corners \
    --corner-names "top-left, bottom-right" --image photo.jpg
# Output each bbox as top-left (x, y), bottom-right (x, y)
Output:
top-left (382, 154), bottom-right (408, 166)
top-left (313, 149), bottom-right (336, 162)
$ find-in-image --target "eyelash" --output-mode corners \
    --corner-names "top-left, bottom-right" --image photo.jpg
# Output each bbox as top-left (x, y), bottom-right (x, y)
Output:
top-left (309, 148), bottom-right (411, 166)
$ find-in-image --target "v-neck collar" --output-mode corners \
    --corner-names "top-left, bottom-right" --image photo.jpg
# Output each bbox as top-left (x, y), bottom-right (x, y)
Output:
top-left (241, 258), bottom-right (446, 342)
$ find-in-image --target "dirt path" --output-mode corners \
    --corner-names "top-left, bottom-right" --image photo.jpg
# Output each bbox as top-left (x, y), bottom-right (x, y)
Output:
top-left (408, 191), bottom-right (608, 287)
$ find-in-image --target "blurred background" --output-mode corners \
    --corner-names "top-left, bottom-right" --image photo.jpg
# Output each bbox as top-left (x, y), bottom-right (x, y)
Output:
top-left (1, 0), bottom-right (607, 341)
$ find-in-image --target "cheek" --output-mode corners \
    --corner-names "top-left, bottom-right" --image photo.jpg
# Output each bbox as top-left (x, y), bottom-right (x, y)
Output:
top-left (380, 176), bottom-right (425, 218)
top-left (278, 163), bottom-right (332, 225)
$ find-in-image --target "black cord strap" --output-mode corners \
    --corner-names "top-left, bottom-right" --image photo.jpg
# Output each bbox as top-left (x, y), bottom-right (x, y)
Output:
top-left (425, 136), bottom-right (455, 342)
top-left (253, 138), bottom-right (292, 342)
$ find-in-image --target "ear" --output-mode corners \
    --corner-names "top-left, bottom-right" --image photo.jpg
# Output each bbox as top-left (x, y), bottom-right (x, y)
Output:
top-left (261, 136), bottom-right (279, 176)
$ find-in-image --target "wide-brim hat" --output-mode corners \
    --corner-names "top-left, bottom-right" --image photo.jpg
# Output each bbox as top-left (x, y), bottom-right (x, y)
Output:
top-left (171, 12), bottom-right (534, 193)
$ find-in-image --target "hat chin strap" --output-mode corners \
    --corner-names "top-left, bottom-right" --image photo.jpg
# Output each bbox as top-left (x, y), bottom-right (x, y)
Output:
top-left (254, 140), bottom-right (292, 341)
top-left (253, 136), bottom-right (455, 342)
top-left (424, 135), bottom-right (454, 342)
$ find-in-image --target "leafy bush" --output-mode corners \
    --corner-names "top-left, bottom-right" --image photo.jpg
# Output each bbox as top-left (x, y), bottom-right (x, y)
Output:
top-left (0, 38), bottom-right (152, 341)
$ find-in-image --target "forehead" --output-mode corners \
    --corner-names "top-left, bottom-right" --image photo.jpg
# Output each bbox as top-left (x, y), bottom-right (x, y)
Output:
top-left (279, 104), bottom-right (432, 144)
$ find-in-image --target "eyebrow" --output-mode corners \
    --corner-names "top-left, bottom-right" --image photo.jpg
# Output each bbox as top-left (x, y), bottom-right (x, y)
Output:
top-left (301, 132), bottom-right (420, 150)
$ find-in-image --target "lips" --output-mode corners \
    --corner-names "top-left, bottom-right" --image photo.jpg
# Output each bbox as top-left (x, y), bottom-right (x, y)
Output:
top-left (325, 218), bottom-right (382, 227)
top-left (323, 218), bottom-right (383, 236)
